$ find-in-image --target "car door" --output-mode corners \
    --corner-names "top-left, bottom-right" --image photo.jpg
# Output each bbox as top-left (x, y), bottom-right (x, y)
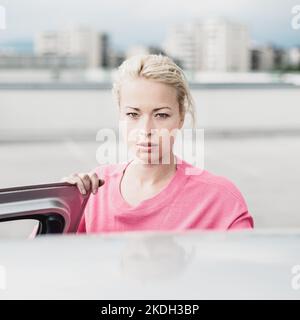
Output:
top-left (0, 182), bottom-right (89, 238)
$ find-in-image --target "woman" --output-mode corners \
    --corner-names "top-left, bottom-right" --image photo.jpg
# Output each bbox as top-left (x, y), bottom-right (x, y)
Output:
top-left (62, 54), bottom-right (254, 233)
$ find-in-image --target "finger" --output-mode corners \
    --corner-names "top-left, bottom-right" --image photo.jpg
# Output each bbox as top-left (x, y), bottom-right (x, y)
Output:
top-left (78, 173), bottom-right (91, 192)
top-left (89, 172), bottom-right (99, 194)
top-left (72, 174), bottom-right (87, 195)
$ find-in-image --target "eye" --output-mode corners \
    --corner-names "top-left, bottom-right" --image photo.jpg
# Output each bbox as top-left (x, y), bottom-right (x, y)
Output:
top-left (155, 113), bottom-right (170, 119)
top-left (126, 112), bottom-right (139, 118)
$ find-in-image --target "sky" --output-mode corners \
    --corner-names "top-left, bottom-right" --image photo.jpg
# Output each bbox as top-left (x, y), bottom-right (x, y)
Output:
top-left (0, 0), bottom-right (299, 51)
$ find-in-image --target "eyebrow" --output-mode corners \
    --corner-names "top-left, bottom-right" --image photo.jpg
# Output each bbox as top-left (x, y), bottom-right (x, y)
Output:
top-left (125, 106), bottom-right (172, 111)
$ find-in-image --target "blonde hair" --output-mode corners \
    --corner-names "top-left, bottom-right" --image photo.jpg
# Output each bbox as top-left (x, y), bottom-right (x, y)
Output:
top-left (112, 54), bottom-right (196, 128)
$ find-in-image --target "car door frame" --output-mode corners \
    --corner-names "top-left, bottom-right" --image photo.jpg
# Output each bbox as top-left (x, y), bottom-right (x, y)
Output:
top-left (0, 182), bottom-right (90, 236)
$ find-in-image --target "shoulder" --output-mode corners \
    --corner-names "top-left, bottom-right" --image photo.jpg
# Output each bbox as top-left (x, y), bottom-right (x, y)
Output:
top-left (89, 162), bottom-right (126, 179)
top-left (197, 171), bottom-right (246, 205)
top-left (179, 159), bottom-right (253, 229)
top-left (179, 158), bottom-right (248, 208)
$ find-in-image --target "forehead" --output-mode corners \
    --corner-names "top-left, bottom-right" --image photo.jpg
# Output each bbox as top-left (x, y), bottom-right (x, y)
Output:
top-left (119, 78), bottom-right (179, 109)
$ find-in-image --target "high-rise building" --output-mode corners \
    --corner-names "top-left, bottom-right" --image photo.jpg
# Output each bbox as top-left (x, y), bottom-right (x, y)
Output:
top-left (34, 27), bottom-right (110, 69)
top-left (250, 45), bottom-right (288, 71)
top-left (200, 18), bottom-right (249, 72)
top-left (125, 45), bottom-right (166, 59)
top-left (163, 23), bottom-right (197, 71)
top-left (163, 18), bottom-right (250, 72)
top-left (287, 47), bottom-right (300, 68)
top-left (250, 46), bottom-right (274, 71)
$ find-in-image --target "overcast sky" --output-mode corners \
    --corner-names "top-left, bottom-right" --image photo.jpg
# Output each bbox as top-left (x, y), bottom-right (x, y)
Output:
top-left (0, 0), bottom-right (299, 50)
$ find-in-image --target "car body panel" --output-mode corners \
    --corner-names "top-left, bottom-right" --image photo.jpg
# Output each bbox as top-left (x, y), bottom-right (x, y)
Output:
top-left (0, 230), bottom-right (300, 299)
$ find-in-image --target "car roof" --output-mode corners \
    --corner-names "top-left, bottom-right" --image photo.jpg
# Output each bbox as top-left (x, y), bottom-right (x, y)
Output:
top-left (0, 229), bottom-right (300, 299)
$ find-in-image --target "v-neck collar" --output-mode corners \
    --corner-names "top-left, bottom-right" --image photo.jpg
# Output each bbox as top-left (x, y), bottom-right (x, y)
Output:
top-left (112, 155), bottom-right (189, 217)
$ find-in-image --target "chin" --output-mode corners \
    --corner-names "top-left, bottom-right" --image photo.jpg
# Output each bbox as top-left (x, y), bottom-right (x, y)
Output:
top-left (137, 151), bottom-right (175, 165)
top-left (134, 149), bottom-right (160, 164)
top-left (138, 154), bottom-right (159, 165)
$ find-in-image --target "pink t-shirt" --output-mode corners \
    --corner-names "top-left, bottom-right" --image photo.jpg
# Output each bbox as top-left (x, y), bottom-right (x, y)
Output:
top-left (77, 156), bottom-right (254, 233)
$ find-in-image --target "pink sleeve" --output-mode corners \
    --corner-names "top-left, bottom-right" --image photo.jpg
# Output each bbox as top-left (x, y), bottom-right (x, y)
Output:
top-left (227, 210), bottom-right (254, 230)
top-left (220, 177), bottom-right (254, 230)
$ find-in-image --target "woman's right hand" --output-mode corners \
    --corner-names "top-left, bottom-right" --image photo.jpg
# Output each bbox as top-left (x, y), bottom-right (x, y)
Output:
top-left (61, 172), bottom-right (105, 195)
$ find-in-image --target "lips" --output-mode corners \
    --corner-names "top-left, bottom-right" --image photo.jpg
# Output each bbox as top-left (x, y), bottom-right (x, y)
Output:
top-left (136, 142), bottom-right (158, 147)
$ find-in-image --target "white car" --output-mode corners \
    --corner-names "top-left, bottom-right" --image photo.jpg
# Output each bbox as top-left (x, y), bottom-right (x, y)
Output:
top-left (0, 183), bottom-right (300, 299)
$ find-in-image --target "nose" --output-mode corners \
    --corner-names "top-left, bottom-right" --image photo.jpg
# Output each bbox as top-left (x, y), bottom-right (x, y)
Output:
top-left (138, 115), bottom-right (154, 138)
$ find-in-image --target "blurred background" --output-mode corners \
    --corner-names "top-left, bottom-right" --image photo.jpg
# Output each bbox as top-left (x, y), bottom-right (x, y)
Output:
top-left (0, 0), bottom-right (300, 228)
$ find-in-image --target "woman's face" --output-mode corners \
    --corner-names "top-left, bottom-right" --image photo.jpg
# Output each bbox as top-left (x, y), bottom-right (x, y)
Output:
top-left (119, 77), bottom-right (184, 164)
